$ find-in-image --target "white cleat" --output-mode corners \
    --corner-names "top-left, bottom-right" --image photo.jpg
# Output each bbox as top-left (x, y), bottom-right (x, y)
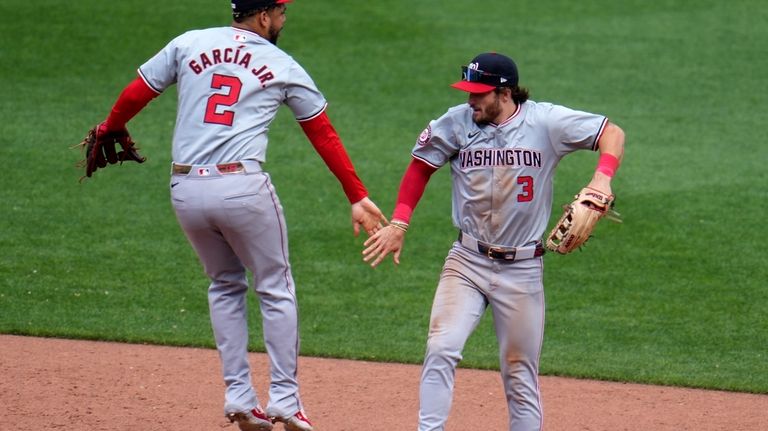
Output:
top-left (226, 406), bottom-right (274, 431)
top-left (270, 409), bottom-right (314, 431)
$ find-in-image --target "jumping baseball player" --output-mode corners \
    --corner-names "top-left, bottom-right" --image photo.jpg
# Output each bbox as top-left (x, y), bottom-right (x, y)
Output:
top-left (80, 1), bottom-right (386, 430)
top-left (362, 52), bottom-right (625, 430)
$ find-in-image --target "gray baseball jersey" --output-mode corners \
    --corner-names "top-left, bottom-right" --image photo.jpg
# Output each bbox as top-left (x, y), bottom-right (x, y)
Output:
top-left (413, 100), bottom-right (607, 431)
top-left (138, 26), bottom-right (329, 421)
top-left (412, 100), bottom-right (607, 247)
top-left (138, 26), bottom-right (326, 164)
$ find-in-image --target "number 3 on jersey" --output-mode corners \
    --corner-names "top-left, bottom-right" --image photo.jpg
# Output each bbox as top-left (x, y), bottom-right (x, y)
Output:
top-left (205, 74), bottom-right (242, 126)
top-left (517, 175), bottom-right (534, 202)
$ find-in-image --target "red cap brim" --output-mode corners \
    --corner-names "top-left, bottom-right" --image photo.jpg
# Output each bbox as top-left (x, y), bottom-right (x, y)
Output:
top-left (451, 81), bottom-right (496, 93)
top-left (277, 0), bottom-right (293, 3)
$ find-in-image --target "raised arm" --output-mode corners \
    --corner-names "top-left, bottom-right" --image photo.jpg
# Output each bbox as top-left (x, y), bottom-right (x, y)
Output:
top-left (299, 111), bottom-right (386, 236)
top-left (363, 158), bottom-right (437, 267)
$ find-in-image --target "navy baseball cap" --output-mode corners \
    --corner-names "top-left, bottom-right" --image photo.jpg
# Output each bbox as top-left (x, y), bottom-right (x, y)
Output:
top-left (452, 53), bottom-right (519, 93)
top-left (232, 0), bottom-right (292, 15)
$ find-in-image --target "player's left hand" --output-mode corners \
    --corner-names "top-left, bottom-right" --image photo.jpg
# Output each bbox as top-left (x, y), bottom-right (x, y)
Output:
top-left (351, 197), bottom-right (388, 237)
top-left (73, 122), bottom-right (146, 181)
top-left (362, 224), bottom-right (406, 267)
top-left (586, 173), bottom-right (612, 197)
top-left (545, 185), bottom-right (618, 254)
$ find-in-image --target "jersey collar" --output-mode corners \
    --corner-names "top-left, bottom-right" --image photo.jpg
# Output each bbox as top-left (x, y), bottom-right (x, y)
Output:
top-left (489, 102), bottom-right (522, 128)
top-left (231, 26), bottom-right (268, 43)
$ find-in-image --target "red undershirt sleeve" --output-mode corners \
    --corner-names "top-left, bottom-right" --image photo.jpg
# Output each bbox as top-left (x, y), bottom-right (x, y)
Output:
top-left (104, 76), bottom-right (160, 131)
top-left (299, 111), bottom-right (368, 204)
top-left (391, 158), bottom-right (438, 223)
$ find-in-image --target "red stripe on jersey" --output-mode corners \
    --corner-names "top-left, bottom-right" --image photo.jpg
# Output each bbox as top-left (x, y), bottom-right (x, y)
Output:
top-left (296, 103), bottom-right (328, 122)
top-left (412, 154), bottom-right (441, 170)
top-left (592, 117), bottom-right (609, 151)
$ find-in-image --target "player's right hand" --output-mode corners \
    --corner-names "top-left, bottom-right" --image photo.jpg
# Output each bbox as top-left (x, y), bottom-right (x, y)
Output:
top-left (362, 225), bottom-right (405, 267)
top-left (352, 197), bottom-right (388, 237)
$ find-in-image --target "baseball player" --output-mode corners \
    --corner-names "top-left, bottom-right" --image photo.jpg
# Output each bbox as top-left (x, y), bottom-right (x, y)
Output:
top-left (362, 52), bottom-right (625, 431)
top-left (87, 1), bottom-right (386, 430)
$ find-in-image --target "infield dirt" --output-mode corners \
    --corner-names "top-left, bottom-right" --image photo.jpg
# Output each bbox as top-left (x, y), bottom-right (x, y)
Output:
top-left (1, 335), bottom-right (766, 430)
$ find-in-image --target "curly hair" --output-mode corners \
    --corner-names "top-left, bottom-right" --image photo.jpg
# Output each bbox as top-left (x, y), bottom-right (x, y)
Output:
top-left (495, 86), bottom-right (530, 105)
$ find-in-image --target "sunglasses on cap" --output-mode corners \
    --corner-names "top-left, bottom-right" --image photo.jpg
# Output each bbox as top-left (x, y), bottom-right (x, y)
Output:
top-left (461, 66), bottom-right (513, 86)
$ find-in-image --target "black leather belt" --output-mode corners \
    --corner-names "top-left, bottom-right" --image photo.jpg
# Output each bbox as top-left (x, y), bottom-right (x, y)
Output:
top-left (458, 232), bottom-right (545, 261)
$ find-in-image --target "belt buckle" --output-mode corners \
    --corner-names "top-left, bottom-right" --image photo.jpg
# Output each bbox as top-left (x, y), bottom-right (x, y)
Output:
top-left (487, 246), bottom-right (515, 260)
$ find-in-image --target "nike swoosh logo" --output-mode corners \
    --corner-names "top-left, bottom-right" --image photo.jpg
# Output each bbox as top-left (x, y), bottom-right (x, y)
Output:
top-left (468, 130), bottom-right (480, 139)
top-left (171, 182), bottom-right (180, 188)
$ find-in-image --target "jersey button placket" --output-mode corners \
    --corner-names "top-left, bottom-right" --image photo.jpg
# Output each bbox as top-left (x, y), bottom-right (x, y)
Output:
top-left (491, 167), bottom-right (501, 234)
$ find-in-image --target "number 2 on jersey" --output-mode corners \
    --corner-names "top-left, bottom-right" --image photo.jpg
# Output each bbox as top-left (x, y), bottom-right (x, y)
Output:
top-left (204, 74), bottom-right (242, 126)
top-left (517, 175), bottom-right (534, 202)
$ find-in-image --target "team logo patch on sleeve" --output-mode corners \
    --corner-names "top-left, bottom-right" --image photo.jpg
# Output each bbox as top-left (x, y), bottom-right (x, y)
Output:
top-left (418, 125), bottom-right (432, 146)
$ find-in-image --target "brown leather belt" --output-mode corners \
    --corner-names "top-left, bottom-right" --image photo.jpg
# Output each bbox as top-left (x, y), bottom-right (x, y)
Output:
top-left (172, 162), bottom-right (245, 175)
top-left (458, 231), bottom-right (545, 261)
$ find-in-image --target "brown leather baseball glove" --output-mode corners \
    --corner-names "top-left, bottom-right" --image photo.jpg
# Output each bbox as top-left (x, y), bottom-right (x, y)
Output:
top-left (74, 123), bottom-right (145, 180)
top-left (545, 187), bottom-right (620, 254)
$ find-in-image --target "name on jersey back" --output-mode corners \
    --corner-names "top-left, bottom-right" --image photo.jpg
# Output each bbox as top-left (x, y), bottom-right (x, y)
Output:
top-left (188, 47), bottom-right (275, 87)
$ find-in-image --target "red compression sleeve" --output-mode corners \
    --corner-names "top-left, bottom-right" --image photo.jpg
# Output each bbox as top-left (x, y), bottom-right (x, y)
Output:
top-left (104, 77), bottom-right (160, 131)
top-left (391, 158), bottom-right (438, 223)
top-left (299, 111), bottom-right (368, 204)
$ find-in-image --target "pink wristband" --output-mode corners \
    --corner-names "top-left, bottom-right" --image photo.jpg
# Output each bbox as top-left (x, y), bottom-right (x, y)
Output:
top-left (596, 153), bottom-right (620, 178)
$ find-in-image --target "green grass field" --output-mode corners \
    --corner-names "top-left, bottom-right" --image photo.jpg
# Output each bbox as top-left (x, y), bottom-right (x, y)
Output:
top-left (1, 0), bottom-right (766, 394)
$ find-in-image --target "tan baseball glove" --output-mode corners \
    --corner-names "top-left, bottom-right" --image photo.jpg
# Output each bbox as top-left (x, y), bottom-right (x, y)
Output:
top-left (545, 187), bottom-right (620, 254)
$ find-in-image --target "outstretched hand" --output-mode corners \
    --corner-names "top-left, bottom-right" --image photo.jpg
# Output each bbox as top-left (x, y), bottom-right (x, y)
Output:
top-left (351, 197), bottom-right (388, 237)
top-left (362, 225), bottom-right (406, 267)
